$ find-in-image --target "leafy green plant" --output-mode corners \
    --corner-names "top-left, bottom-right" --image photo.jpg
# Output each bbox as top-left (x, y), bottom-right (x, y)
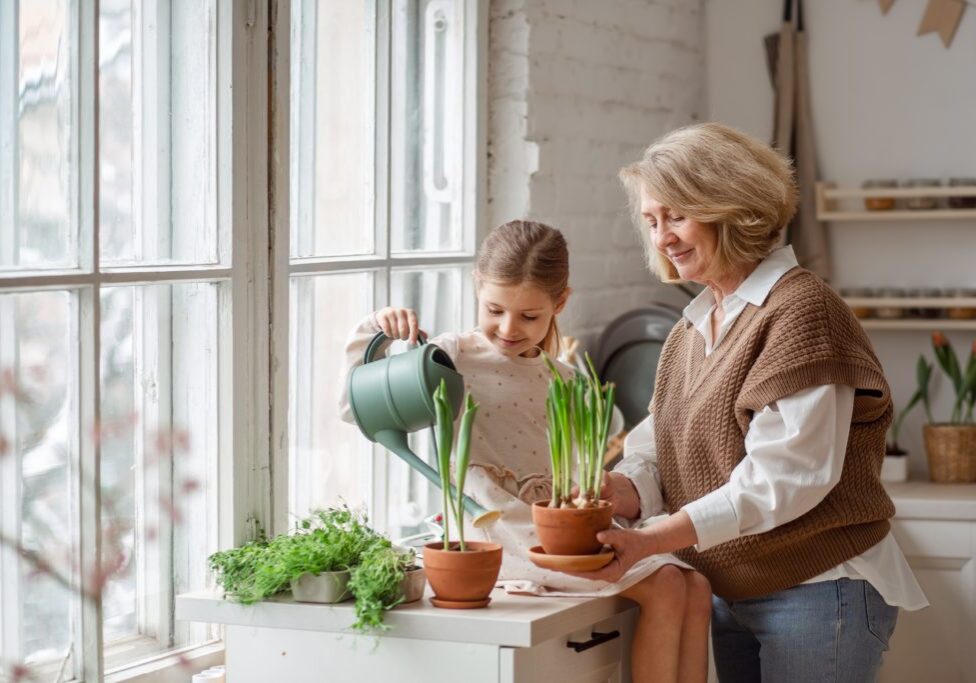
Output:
top-left (918, 333), bottom-right (976, 425)
top-left (888, 357), bottom-right (933, 454)
top-left (544, 352), bottom-right (616, 508)
top-left (347, 544), bottom-right (414, 632)
top-left (432, 379), bottom-right (478, 550)
top-left (207, 506), bottom-right (414, 632)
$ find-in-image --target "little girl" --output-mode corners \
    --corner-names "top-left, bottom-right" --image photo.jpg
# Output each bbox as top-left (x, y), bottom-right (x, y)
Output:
top-left (339, 220), bottom-right (710, 683)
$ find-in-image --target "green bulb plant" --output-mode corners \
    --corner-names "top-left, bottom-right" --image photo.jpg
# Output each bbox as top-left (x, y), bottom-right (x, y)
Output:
top-left (432, 378), bottom-right (478, 550)
top-left (424, 380), bottom-right (503, 608)
top-left (529, 352), bottom-right (617, 558)
top-left (544, 352), bottom-right (617, 508)
top-left (925, 332), bottom-right (976, 425)
top-left (207, 506), bottom-right (416, 632)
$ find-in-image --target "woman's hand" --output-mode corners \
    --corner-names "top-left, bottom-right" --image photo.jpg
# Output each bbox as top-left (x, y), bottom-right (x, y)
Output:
top-left (374, 307), bottom-right (425, 344)
top-left (561, 527), bottom-right (660, 583)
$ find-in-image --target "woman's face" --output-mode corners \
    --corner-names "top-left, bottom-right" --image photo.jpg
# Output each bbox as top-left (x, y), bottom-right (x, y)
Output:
top-left (640, 184), bottom-right (717, 284)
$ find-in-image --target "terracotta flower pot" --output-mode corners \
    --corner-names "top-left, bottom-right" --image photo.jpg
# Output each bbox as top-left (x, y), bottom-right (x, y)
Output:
top-left (422, 541), bottom-right (502, 608)
top-left (923, 424), bottom-right (976, 483)
top-left (531, 500), bottom-right (614, 556)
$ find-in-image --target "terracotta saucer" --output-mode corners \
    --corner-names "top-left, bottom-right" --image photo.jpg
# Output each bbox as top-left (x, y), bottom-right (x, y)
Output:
top-left (527, 545), bottom-right (614, 572)
top-left (429, 596), bottom-right (492, 609)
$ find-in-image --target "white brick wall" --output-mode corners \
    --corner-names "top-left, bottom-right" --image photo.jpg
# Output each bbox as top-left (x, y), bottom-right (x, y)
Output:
top-left (487, 0), bottom-right (705, 348)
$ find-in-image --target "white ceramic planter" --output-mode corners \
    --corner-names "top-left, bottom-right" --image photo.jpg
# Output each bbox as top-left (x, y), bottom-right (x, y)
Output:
top-left (881, 454), bottom-right (909, 483)
top-left (290, 569), bottom-right (352, 603)
top-left (398, 566), bottom-right (427, 603)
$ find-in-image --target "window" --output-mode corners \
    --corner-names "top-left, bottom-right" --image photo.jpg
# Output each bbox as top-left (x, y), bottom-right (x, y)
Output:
top-left (1, 0), bottom-right (484, 679)
top-left (281, 0), bottom-right (484, 539)
top-left (0, 0), bottom-right (252, 679)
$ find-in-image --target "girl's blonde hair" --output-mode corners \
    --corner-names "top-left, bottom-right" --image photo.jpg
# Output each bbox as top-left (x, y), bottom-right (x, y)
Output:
top-left (475, 220), bottom-right (569, 356)
top-left (619, 122), bottom-right (798, 283)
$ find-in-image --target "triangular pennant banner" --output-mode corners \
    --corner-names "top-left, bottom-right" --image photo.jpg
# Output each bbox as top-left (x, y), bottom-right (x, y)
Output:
top-left (878, 0), bottom-right (896, 14)
top-left (917, 0), bottom-right (966, 47)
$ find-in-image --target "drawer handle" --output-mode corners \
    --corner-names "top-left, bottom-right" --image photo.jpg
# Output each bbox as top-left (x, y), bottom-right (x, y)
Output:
top-left (566, 629), bottom-right (620, 653)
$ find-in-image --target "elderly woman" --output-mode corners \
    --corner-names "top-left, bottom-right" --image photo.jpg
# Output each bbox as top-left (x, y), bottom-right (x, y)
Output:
top-left (573, 123), bottom-right (927, 682)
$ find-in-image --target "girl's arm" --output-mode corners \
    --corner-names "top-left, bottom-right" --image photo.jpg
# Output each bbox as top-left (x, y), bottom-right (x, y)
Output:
top-left (336, 310), bottom-right (457, 423)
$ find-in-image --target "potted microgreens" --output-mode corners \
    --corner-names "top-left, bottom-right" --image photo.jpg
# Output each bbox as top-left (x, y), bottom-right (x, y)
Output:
top-left (421, 380), bottom-right (502, 609)
top-left (919, 333), bottom-right (976, 482)
top-left (207, 506), bottom-right (422, 632)
top-left (883, 357), bottom-right (932, 482)
top-left (531, 353), bottom-right (617, 556)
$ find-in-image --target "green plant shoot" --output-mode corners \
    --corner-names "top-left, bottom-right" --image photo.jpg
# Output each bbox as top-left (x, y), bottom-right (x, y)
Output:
top-left (544, 352), bottom-right (617, 508)
top-left (890, 356), bottom-right (932, 452)
top-left (432, 379), bottom-right (480, 551)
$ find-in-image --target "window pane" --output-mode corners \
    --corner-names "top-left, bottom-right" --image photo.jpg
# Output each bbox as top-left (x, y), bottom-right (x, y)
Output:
top-left (99, 0), bottom-right (219, 266)
top-left (386, 266), bottom-right (467, 536)
top-left (0, 290), bottom-right (79, 672)
top-left (390, 0), bottom-right (465, 254)
top-left (289, 273), bottom-right (373, 517)
top-left (1, 0), bottom-right (77, 270)
top-left (289, 0), bottom-right (375, 258)
top-left (99, 281), bottom-right (220, 666)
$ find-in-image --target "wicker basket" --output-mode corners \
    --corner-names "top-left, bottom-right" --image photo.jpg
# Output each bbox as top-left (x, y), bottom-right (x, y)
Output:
top-left (923, 424), bottom-right (976, 483)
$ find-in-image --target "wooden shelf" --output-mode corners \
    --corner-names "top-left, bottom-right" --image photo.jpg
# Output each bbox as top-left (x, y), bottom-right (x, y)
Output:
top-left (816, 182), bottom-right (976, 222)
top-left (844, 297), bottom-right (976, 308)
top-left (856, 319), bottom-right (976, 331)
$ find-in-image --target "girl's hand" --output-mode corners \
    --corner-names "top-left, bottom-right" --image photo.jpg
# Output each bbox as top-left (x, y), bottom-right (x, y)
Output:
top-left (374, 307), bottom-right (425, 344)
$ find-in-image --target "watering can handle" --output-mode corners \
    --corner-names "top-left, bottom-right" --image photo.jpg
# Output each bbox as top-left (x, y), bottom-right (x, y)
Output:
top-left (363, 330), bottom-right (429, 365)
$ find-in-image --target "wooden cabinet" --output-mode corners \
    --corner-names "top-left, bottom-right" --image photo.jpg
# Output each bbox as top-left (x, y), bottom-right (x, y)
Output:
top-left (176, 589), bottom-right (638, 683)
top-left (879, 482), bottom-right (976, 683)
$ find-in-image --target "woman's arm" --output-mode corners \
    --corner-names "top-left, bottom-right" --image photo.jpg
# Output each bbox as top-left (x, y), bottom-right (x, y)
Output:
top-left (606, 414), bottom-right (666, 523)
top-left (565, 383), bottom-right (855, 582)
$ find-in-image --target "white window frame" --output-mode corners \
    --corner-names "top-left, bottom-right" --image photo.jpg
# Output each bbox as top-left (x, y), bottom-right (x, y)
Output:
top-left (269, 0), bottom-right (488, 534)
top-left (0, 0), bottom-right (271, 680)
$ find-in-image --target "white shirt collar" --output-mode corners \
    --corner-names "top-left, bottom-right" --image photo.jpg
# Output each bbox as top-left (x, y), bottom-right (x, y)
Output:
top-left (682, 245), bottom-right (799, 327)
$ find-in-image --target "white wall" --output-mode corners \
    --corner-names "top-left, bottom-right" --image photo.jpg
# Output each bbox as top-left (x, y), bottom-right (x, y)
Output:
top-left (488, 0), bottom-right (706, 345)
top-left (706, 0), bottom-right (976, 477)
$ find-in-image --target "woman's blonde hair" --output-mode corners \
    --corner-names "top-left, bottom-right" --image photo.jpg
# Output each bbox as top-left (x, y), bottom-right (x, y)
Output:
top-left (475, 220), bottom-right (569, 356)
top-left (619, 122), bottom-right (798, 283)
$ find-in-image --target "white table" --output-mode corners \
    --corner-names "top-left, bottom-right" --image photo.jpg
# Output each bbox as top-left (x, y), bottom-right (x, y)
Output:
top-left (176, 588), bottom-right (638, 683)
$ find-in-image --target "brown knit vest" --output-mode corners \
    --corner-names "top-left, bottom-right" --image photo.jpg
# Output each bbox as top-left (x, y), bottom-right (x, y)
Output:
top-left (653, 267), bottom-right (894, 600)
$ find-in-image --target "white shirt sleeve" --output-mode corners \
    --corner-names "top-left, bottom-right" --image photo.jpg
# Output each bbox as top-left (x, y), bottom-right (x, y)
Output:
top-left (611, 414), bottom-right (666, 525)
top-left (681, 383), bottom-right (856, 552)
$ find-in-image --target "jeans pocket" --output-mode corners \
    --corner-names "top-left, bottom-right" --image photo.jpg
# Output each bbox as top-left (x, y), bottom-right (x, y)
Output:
top-left (862, 581), bottom-right (898, 650)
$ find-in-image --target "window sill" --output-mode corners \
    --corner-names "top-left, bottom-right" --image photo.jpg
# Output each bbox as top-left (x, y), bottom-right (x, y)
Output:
top-left (104, 640), bottom-right (223, 683)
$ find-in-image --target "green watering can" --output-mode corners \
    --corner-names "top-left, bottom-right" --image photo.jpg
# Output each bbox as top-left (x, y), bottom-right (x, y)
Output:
top-left (348, 332), bottom-right (501, 528)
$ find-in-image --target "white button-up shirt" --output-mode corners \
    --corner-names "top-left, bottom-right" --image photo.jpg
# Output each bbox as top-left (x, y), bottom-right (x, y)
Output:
top-left (614, 246), bottom-right (927, 609)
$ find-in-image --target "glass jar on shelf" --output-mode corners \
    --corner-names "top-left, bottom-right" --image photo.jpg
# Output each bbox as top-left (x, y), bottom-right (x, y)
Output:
top-left (862, 179), bottom-right (897, 211)
top-left (902, 179), bottom-right (941, 210)
top-left (840, 287), bottom-right (874, 319)
top-left (913, 287), bottom-right (944, 319)
top-left (946, 287), bottom-right (976, 319)
top-left (874, 287), bottom-right (906, 319)
top-left (947, 178), bottom-right (976, 209)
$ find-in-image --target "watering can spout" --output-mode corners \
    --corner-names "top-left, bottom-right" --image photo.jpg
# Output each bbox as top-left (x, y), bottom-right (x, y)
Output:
top-left (375, 430), bottom-right (501, 529)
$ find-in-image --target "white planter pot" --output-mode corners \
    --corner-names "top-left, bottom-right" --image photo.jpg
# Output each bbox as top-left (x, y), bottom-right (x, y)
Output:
top-left (881, 455), bottom-right (909, 483)
top-left (290, 569), bottom-right (352, 603)
top-left (398, 566), bottom-right (426, 604)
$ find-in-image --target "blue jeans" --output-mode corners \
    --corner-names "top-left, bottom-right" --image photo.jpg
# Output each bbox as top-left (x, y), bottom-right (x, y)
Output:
top-left (711, 578), bottom-right (898, 683)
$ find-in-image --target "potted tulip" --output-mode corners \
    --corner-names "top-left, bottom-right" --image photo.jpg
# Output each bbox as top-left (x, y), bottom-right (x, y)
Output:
top-left (422, 380), bottom-right (502, 609)
top-left (920, 333), bottom-right (976, 482)
top-left (883, 357), bottom-right (932, 483)
top-left (531, 354), bottom-right (617, 556)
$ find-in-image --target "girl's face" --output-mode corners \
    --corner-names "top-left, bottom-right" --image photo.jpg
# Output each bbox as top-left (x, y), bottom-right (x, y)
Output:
top-left (476, 280), bottom-right (568, 357)
top-left (640, 184), bottom-right (717, 284)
